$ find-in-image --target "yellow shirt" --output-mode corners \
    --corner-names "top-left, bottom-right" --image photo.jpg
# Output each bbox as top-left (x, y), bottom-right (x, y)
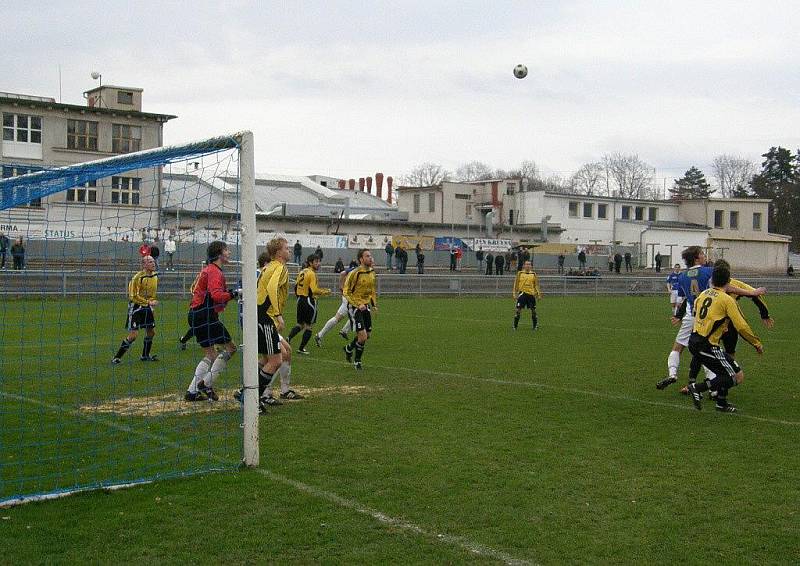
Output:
top-left (513, 270), bottom-right (541, 298)
top-left (295, 267), bottom-right (331, 298)
top-left (692, 287), bottom-right (761, 348)
top-left (128, 270), bottom-right (157, 306)
top-left (257, 260), bottom-right (289, 323)
top-left (343, 266), bottom-right (377, 308)
top-left (728, 278), bottom-right (770, 318)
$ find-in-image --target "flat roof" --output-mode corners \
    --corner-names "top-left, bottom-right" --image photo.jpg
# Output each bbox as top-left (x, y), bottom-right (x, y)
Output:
top-left (0, 94), bottom-right (176, 121)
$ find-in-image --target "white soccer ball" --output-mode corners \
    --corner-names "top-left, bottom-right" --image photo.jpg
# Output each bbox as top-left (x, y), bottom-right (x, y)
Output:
top-left (513, 64), bottom-right (528, 79)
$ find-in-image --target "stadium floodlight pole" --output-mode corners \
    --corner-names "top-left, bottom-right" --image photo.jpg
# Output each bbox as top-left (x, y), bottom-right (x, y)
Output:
top-left (238, 131), bottom-right (260, 467)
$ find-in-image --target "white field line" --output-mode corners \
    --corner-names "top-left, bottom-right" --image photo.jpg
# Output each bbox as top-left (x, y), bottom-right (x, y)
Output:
top-left (388, 313), bottom-right (797, 343)
top-left (0, 390), bottom-right (534, 566)
top-left (313, 358), bottom-right (800, 427)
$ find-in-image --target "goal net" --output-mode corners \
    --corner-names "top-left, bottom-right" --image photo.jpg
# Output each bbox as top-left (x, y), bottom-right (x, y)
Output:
top-left (0, 132), bottom-right (259, 506)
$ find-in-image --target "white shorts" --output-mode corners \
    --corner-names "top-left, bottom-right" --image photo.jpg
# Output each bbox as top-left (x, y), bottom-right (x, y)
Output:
top-left (670, 290), bottom-right (680, 304)
top-left (335, 296), bottom-right (349, 318)
top-left (674, 312), bottom-right (694, 347)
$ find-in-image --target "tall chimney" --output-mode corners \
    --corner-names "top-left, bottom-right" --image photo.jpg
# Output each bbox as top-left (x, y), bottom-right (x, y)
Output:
top-left (375, 172), bottom-right (384, 199)
top-left (348, 178), bottom-right (355, 191)
top-left (337, 179), bottom-right (346, 190)
top-left (366, 176), bottom-right (373, 194)
top-left (387, 176), bottom-right (394, 204)
top-left (358, 177), bottom-right (365, 192)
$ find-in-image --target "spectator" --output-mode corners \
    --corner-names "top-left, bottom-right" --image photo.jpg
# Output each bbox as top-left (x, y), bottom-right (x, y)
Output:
top-left (788, 264), bottom-right (795, 277)
top-left (449, 246), bottom-right (457, 271)
top-left (476, 247), bottom-right (485, 272)
top-left (416, 251), bottom-right (425, 274)
top-left (624, 251), bottom-right (632, 272)
top-left (557, 253), bottom-right (565, 274)
top-left (349, 258), bottom-right (358, 269)
top-left (150, 240), bottom-right (161, 270)
top-left (655, 252), bottom-right (662, 272)
top-left (138, 240), bottom-right (151, 258)
top-left (518, 248), bottom-right (530, 272)
top-left (400, 246), bottom-right (409, 273)
top-left (608, 255), bottom-right (614, 273)
top-left (314, 245), bottom-right (323, 261)
top-left (385, 241), bottom-right (394, 271)
top-left (164, 236), bottom-right (177, 271)
top-left (485, 252), bottom-right (494, 275)
top-left (455, 247), bottom-right (463, 271)
top-left (578, 248), bottom-right (587, 269)
top-left (415, 242), bottom-right (421, 258)
top-left (506, 252), bottom-right (513, 272)
top-left (495, 253), bottom-right (505, 276)
top-left (0, 231), bottom-right (8, 269)
top-left (293, 240), bottom-right (303, 264)
top-left (614, 252), bottom-right (623, 274)
top-left (10, 237), bottom-right (25, 270)
top-left (334, 257), bottom-right (345, 273)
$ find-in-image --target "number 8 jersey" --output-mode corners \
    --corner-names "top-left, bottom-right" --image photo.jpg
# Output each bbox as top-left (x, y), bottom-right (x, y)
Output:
top-left (691, 287), bottom-right (761, 348)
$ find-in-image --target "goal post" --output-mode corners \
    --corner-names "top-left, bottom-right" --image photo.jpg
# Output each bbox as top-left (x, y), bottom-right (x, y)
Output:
top-left (0, 131), bottom-right (259, 506)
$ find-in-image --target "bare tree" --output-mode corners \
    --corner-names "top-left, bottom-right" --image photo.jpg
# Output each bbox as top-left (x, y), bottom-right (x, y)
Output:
top-left (602, 153), bottom-right (655, 199)
top-left (507, 160), bottom-right (541, 190)
top-left (454, 161), bottom-right (495, 182)
top-left (711, 155), bottom-right (756, 197)
top-left (570, 162), bottom-right (606, 195)
top-left (401, 162), bottom-right (451, 187)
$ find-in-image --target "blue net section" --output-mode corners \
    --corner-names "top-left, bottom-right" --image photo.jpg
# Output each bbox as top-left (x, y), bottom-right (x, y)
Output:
top-left (0, 134), bottom-right (246, 506)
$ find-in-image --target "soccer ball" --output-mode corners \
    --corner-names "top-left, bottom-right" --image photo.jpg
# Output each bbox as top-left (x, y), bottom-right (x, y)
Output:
top-left (513, 64), bottom-right (528, 79)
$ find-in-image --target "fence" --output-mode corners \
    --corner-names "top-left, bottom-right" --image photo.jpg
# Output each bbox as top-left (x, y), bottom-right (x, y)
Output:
top-left (2, 270), bottom-right (799, 297)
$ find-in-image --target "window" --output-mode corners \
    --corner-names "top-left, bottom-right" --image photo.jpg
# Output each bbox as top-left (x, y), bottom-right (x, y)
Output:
top-left (455, 193), bottom-right (470, 199)
top-left (506, 183), bottom-right (516, 195)
top-left (753, 212), bottom-right (762, 231)
top-left (621, 205), bottom-right (631, 220)
top-left (648, 207), bottom-right (657, 222)
top-left (634, 206), bottom-right (645, 221)
top-left (117, 91), bottom-right (134, 105)
top-left (714, 210), bottom-right (724, 228)
top-left (597, 203), bottom-right (608, 219)
top-left (465, 204), bottom-right (472, 217)
top-left (413, 193), bottom-right (420, 213)
top-left (509, 210), bottom-right (515, 225)
top-left (428, 192), bottom-right (435, 213)
top-left (112, 124), bottom-right (142, 153)
top-left (67, 181), bottom-right (97, 203)
top-left (111, 176), bottom-right (140, 205)
top-left (2, 165), bottom-right (42, 206)
top-left (729, 210), bottom-right (739, 230)
top-left (3, 113), bottom-right (42, 144)
top-left (568, 201), bottom-right (579, 217)
top-left (583, 203), bottom-right (593, 218)
top-left (67, 119), bottom-right (99, 151)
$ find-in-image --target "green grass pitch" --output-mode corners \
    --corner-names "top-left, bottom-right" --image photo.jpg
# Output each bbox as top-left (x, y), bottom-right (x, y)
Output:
top-left (1, 294), bottom-right (799, 564)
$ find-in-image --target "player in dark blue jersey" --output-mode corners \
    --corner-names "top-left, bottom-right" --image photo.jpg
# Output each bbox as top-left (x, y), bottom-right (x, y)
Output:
top-left (665, 264), bottom-right (682, 316)
top-left (656, 246), bottom-right (765, 391)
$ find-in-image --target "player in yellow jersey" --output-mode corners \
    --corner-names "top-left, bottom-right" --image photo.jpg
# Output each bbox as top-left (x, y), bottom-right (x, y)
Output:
top-left (112, 255), bottom-right (159, 363)
top-left (286, 254), bottom-right (331, 354)
top-left (512, 260), bottom-right (542, 331)
top-left (686, 261), bottom-right (764, 413)
top-left (256, 237), bottom-right (290, 412)
top-left (343, 249), bottom-right (378, 370)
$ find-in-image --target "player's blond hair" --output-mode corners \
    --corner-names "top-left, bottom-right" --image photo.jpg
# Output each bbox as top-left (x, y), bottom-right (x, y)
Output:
top-left (267, 237), bottom-right (287, 260)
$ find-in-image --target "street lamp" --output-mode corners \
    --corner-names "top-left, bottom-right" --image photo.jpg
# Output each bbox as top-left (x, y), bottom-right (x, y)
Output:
top-left (90, 71), bottom-right (103, 107)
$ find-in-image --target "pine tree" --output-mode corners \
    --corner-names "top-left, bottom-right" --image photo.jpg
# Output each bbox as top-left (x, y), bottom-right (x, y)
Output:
top-left (749, 147), bottom-right (799, 248)
top-left (669, 166), bottom-right (714, 199)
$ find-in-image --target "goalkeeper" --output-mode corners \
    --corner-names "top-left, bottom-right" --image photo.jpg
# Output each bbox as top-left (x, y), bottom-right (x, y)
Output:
top-left (184, 241), bottom-right (239, 402)
top-left (112, 255), bottom-right (159, 364)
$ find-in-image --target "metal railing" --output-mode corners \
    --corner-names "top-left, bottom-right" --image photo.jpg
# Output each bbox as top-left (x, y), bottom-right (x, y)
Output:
top-left (2, 270), bottom-right (799, 297)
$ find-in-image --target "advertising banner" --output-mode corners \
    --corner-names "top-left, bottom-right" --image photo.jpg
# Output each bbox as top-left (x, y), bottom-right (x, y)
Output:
top-left (392, 235), bottom-right (435, 251)
top-left (434, 237), bottom-right (474, 251)
top-left (472, 238), bottom-right (512, 252)
top-left (535, 243), bottom-right (577, 255)
top-left (347, 233), bottom-right (392, 249)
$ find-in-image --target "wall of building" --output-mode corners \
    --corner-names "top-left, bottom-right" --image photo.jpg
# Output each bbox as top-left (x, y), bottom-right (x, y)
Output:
top-left (679, 198), bottom-right (771, 240)
top-left (710, 238), bottom-right (789, 272)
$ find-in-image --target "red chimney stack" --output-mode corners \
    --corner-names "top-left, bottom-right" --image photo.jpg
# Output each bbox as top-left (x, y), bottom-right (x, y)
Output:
top-left (375, 172), bottom-right (384, 199)
top-left (358, 177), bottom-right (365, 192)
top-left (387, 176), bottom-right (394, 204)
top-left (348, 178), bottom-right (355, 191)
top-left (337, 179), bottom-right (346, 190)
top-left (366, 176), bottom-right (373, 194)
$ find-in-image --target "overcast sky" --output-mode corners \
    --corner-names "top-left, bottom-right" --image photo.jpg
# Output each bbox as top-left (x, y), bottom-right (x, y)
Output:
top-left (3, 1), bottom-right (798, 185)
